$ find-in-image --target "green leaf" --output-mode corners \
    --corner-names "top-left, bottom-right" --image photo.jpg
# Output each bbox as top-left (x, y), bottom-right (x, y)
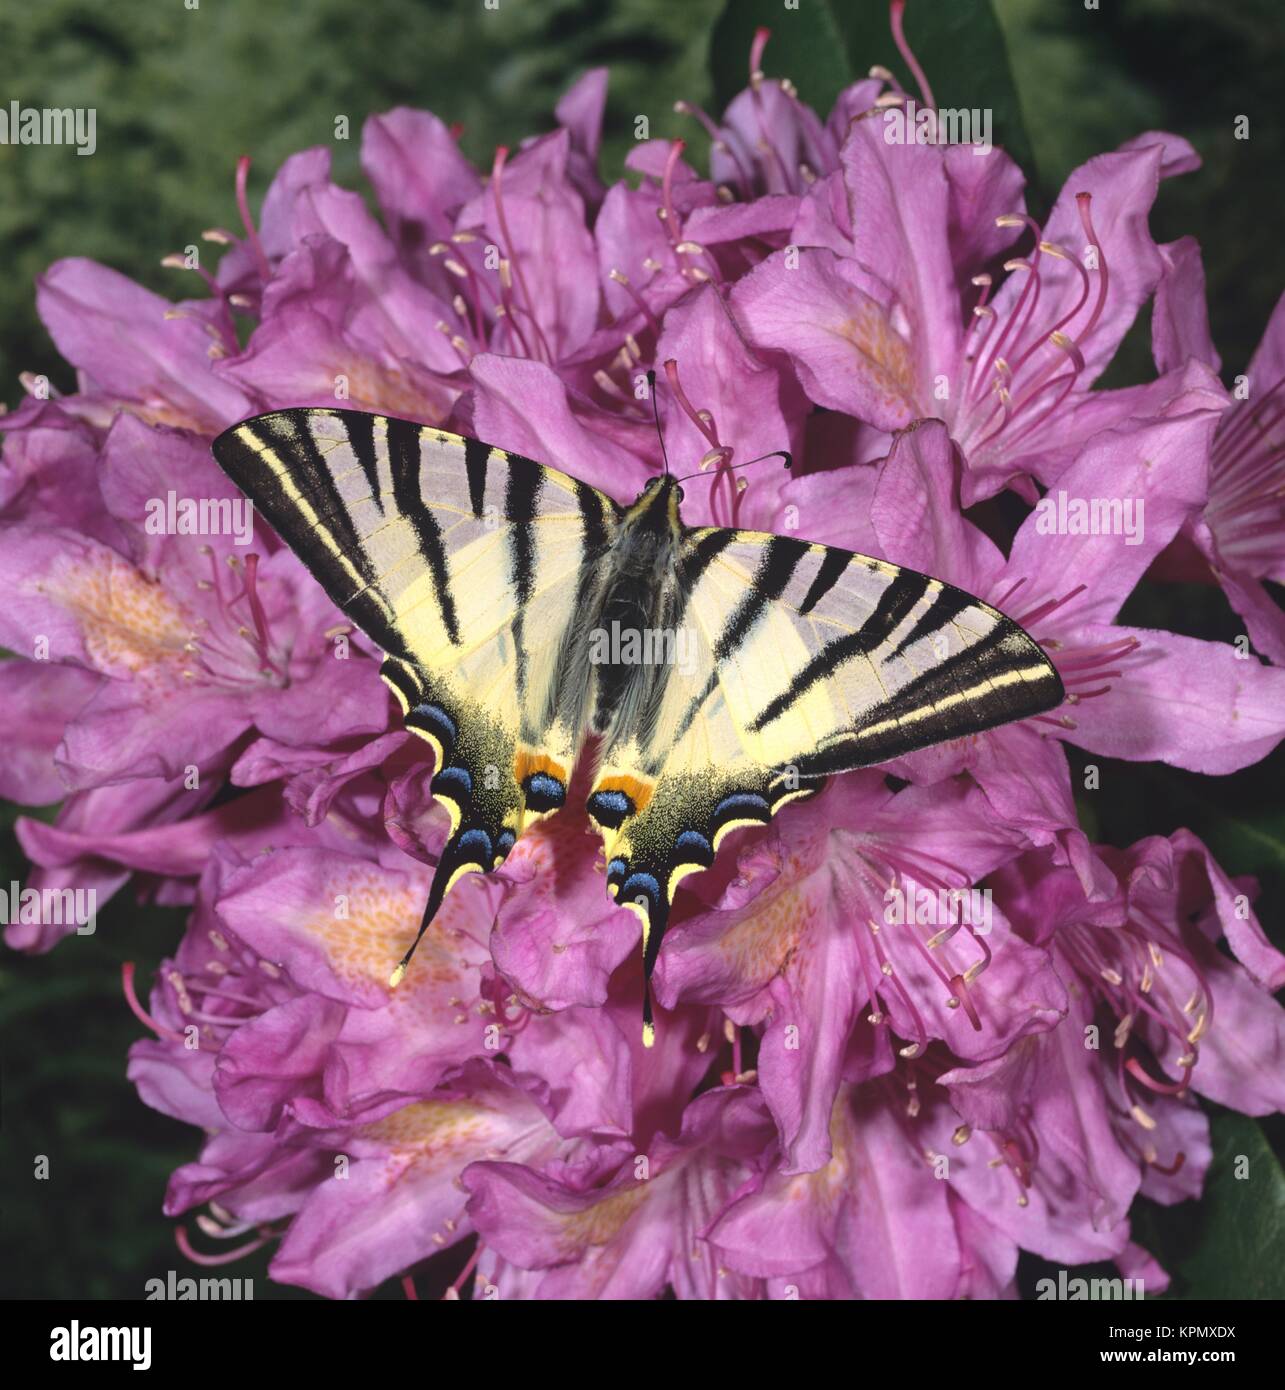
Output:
top-left (1064, 744), bottom-right (1285, 956)
top-left (711, 1), bottom-right (1036, 183)
top-left (832, 0), bottom-right (1037, 179)
top-left (1132, 1114), bottom-right (1285, 1299)
top-left (710, 0), bottom-right (856, 119)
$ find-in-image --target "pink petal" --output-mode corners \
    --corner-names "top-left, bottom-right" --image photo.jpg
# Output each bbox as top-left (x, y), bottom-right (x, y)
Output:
top-left (1024, 357), bottom-right (1228, 490)
top-left (943, 142), bottom-right (1027, 278)
top-left (489, 810), bottom-right (636, 1010)
top-left (871, 418), bottom-right (1006, 593)
top-left (457, 130), bottom-right (600, 361)
top-left (361, 108), bottom-right (480, 251)
top-left (1153, 237), bottom-right (1220, 373)
top-left (214, 992), bottom-right (346, 1131)
top-left (1007, 402), bottom-right (1223, 626)
top-left (469, 353), bottom-right (651, 503)
top-left (989, 138), bottom-right (1179, 390)
top-left (36, 258), bottom-right (250, 432)
top-left (654, 283), bottom-right (804, 527)
top-left (1245, 289), bottom-right (1285, 399)
top-left (0, 660), bottom-right (97, 803)
top-left (554, 68), bottom-right (608, 206)
top-left (842, 117), bottom-right (962, 392)
top-left (732, 247), bottom-right (917, 429)
top-left (1068, 625), bottom-right (1285, 773)
top-left (715, 1084), bottom-right (962, 1298)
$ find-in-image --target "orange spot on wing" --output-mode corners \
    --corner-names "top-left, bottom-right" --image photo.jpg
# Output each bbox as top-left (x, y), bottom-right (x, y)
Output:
top-left (513, 747), bottom-right (569, 787)
top-left (594, 774), bottom-right (655, 816)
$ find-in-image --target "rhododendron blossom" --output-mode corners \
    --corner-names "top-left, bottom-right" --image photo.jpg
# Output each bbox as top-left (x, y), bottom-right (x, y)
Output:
top-left (3, 13), bottom-right (1283, 1301)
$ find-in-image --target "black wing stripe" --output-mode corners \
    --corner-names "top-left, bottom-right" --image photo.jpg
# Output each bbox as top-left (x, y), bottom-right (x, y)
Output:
top-left (668, 527), bottom-right (738, 642)
top-left (856, 568), bottom-right (933, 652)
top-left (504, 455), bottom-right (545, 700)
top-left (633, 529), bottom-right (738, 769)
top-left (747, 569), bottom-right (930, 733)
top-left (875, 622), bottom-right (1013, 714)
top-left (798, 547), bottom-right (850, 615)
top-left (887, 584), bottom-right (977, 661)
top-left (346, 411), bottom-right (384, 515)
top-left (243, 416), bottom-right (375, 590)
top-left (464, 437), bottom-right (490, 520)
top-left (680, 528), bottom-right (738, 588)
top-left (216, 418), bottom-right (403, 654)
top-left (667, 537), bottom-right (811, 752)
top-left (714, 536), bottom-right (810, 662)
top-left (574, 479), bottom-right (611, 552)
top-left (386, 416), bottom-right (463, 647)
top-left (793, 629), bottom-right (1062, 775)
top-left (503, 454), bottom-right (545, 529)
top-left (224, 425), bottom-right (363, 537)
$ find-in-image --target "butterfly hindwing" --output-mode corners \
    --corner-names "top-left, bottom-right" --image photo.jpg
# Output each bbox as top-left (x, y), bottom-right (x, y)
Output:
top-left (590, 525), bottom-right (1064, 1022)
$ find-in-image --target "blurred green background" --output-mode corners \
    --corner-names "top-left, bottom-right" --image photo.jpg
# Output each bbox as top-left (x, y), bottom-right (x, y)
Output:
top-left (1, 0), bottom-right (1281, 1299)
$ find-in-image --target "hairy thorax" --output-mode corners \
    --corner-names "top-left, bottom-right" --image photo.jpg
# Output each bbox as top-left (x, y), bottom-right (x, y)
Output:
top-left (588, 516), bottom-right (676, 736)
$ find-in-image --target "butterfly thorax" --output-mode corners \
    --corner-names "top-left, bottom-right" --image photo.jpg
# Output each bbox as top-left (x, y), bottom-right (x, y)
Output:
top-left (587, 477), bottom-right (684, 736)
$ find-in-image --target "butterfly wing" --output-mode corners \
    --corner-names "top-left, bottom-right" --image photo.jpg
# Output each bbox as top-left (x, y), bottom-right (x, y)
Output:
top-left (590, 526), bottom-right (1063, 1034)
top-left (678, 529), bottom-right (1065, 773)
top-left (212, 407), bottom-right (617, 976)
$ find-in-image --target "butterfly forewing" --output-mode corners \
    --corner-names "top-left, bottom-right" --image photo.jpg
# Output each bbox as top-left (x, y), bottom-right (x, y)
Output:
top-left (212, 407), bottom-right (617, 933)
top-left (686, 529), bottom-right (1064, 774)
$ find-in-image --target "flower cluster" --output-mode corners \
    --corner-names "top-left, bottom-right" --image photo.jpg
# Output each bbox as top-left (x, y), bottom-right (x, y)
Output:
top-left (3, 20), bottom-right (1284, 1299)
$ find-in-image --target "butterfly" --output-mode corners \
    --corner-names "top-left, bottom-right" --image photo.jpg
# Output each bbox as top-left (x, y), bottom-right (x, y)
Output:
top-left (212, 405), bottom-right (1064, 1043)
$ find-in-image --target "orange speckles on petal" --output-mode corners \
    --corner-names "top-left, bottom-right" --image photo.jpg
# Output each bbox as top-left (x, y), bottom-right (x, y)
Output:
top-left (54, 554), bottom-right (191, 676)
top-left (124, 400), bottom-right (219, 433)
top-left (362, 1099), bottom-right (492, 1149)
top-left (362, 1099), bottom-right (498, 1185)
top-left (784, 1097), bottom-right (855, 1213)
top-left (304, 866), bottom-right (466, 993)
top-left (560, 1183), bottom-right (649, 1250)
top-left (835, 298), bottom-right (917, 417)
top-left (506, 809), bottom-right (596, 880)
top-left (718, 883), bottom-right (810, 981)
top-left (329, 358), bottom-right (451, 424)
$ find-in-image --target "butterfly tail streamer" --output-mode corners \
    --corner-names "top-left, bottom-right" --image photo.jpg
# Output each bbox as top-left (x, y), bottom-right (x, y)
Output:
top-left (639, 897), bottom-right (670, 1048)
top-left (389, 827), bottom-right (491, 988)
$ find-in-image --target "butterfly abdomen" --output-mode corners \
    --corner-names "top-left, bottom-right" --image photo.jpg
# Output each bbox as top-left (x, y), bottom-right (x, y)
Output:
top-left (588, 509), bottom-right (676, 737)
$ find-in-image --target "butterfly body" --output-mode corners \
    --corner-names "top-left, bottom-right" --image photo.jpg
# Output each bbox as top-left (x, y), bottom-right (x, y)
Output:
top-left (581, 476), bottom-right (679, 739)
top-left (213, 407), bottom-right (1064, 1039)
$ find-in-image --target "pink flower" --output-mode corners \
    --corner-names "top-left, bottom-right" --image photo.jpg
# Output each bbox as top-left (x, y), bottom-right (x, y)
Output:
top-left (464, 1086), bottom-right (776, 1300)
top-left (34, 257), bottom-right (252, 435)
top-left (655, 772), bottom-right (1063, 1173)
top-left (1152, 239), bottom-right (1285, 663)
top-left (0, 415), bottom-right (387, 788)
top-left (3, 10), bottom-right (1281, 1301)
top-left (867, 417), bottom-right (1285, 782)
top-left (734, 106), bottom-right (1209, 503)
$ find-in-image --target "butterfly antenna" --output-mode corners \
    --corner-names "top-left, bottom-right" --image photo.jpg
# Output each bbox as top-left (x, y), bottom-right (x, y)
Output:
top-left (673, 449), bottom-right (793, 485)
top-left (647, 368), bottom-right (672, 478)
